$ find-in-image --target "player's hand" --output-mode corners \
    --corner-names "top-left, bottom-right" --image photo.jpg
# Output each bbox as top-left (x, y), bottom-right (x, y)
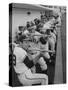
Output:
top-left (31, 66), bottom-right (36, 73)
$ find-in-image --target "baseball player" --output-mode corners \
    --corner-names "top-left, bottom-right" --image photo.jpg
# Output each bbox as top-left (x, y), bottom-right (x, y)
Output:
top-left (46, 29), bottom-right (56, 52)
top-left (13, 43), bottom-right (48, 86)
top-left (33, 31), bottom-right (42, 43)
top-left (28, 36), bottom-right (51, 64)
top-left (25, 24), bottom-right (41, 43)
top-left (39, 36), bottom-right (50, 60)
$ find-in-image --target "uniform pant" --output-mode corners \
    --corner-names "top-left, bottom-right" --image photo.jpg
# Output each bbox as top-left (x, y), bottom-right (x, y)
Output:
top-left (48, 37), bottom-right (55, 52)
top-left (40, 42), bottom-right (50, 59)
top-left (18, 69), bottom-right (48, 86)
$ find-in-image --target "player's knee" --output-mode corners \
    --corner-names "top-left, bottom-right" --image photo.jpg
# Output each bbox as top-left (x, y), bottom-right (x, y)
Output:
top-left (44, 75), bottom-right (48, 81)
top-left (44, 53), bottom-right (50, 59)
top-left (41, 64), bottom-right (47, 70)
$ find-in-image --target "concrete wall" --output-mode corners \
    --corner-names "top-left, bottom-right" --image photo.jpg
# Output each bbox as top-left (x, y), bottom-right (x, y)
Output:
top-left (12, 8), bottom-right (43, 41)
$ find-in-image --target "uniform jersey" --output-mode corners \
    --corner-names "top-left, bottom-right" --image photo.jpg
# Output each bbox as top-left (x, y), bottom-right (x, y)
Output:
top-left (13, 46), bottom-right (28, 74)
top-left (41, 20), bottom-right (52, 33)
top-left (23, 29), bottom-right (29, 35)
top-left (13, 46), bottom-right (34, 74)
top-left (33, 31), bottom-right (41, 42)
top-left (50, 32), bottom-right (56, 43)
top-left (39, 37), bottom-right (50, 59)
top-left (48, 32), bottom-right (56, 51)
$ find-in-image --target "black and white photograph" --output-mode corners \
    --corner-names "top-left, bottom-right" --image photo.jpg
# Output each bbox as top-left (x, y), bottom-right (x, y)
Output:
top-left (9, 3), bottom-right (66, 87)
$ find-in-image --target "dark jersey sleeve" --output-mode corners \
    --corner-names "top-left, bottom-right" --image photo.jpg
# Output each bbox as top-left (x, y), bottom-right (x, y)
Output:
top-left (23, 56), bottom-right (34, 68)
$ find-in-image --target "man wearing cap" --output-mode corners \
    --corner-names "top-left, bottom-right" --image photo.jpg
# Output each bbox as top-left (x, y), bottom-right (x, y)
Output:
top-left (17, 26), bottom-right (26, 42)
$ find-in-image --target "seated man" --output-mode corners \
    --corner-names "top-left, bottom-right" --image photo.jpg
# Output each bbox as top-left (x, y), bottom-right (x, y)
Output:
top-left (46, 29), bottom-right (56, 52)
top-left (41, 14), bottom-right (48, 24)
top-left (34, 18), bottom-right (41, 26)
top-left (50, 25), bottom-right (57, 36)
top-left (18, 26), bottom-right (26, 36)
top-left (16, 26), bottom-right (27, 42)
top-left (18, 26), bottom-right (24, 34)
top-left (26, 21), bottom-right (31, 28)
top-left (52, 14), bottom-right (61, 27)
top-left (39, 36), bottom-right (50, 60)
top-left (26, 24), bottom-right (41, 43)
top-left (32, 30), bottom-right (42, 43)
top-left (13, 43), bottom-right (48, 86)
